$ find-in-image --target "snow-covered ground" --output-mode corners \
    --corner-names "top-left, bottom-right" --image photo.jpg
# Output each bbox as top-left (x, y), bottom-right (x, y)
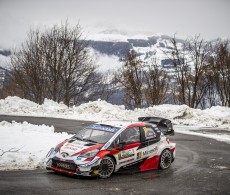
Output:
top-left (0, 121), bottom-right (71, 170)
top-left (1, 96), bottom-right (230, 129)
top-left (0, 96), bottom-right (230, 170)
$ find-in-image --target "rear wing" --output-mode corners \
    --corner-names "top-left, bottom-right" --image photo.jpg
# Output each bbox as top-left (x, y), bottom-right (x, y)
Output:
top-left (138, 117), bottom-right (175, 136)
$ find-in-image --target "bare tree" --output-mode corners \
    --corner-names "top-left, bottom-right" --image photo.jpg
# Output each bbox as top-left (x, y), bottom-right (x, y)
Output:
top-left (113, 50), bottom-right (144, 108)
top-left (10, 30), bottom-right (47, 104)
top-left (93, 71), bottom-right (117, 102)
top-left (143, 60), bottom-right (170, 106)
top-left (170, 36), bottom-right (213, 108)
top-left (208, 40), bottom-right (230, 107)
top-left (0, 147), bottom-right (23, 157)
top-left (8, 22), bottom-right (102, 106)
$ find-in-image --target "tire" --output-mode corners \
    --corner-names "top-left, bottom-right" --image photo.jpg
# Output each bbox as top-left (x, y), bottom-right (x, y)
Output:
top-left (159, 149), bottom-right (172, 169)
top-left (98, 156), bottom-right (115, 178)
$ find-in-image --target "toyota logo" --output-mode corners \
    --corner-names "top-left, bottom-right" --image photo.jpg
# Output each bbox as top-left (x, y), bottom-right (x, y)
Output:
top-left (61, 152), bottom-right (69, 158)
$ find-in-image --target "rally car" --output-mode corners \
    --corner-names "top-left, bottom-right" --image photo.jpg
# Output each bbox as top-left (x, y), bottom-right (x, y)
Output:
top-left (46, 119), bottom-right (176, 178)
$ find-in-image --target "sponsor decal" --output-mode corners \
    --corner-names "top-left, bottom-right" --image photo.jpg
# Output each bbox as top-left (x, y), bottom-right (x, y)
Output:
top-left (64, 143), bottom-right (85, 151)
top-left (123, 159), bottom-right (143, 168)
top-left (143, 146), bottom-right (158, 156)
top-left (64, 146), bottom-right (79, 151)
top-left (93, 170), bottom-right (99, 175)
top-left (56, 162), bottom-right (70, 169)
top-left (87, 125), bottom-right (119, 133)
top-left (76, 157), bottom-right (82, 160)
top-left (66, 143), bottom-right (84, 148)
top-left (119, 158), bottom-right (134, 165)
top-left (143, 126), bottom-right (156, 139)
top-left (146, 131), bottom-right (154, 137)
top-left (103, 141), bottom-right (111, 149)
top-left (137, 151), bottom-right (142, 160)
top-left (118, 149), bottom-right (135, 160)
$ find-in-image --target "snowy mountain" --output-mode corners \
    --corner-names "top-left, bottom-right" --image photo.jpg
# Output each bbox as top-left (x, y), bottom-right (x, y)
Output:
top-left (86, 30), bottom-right (185, 72)
top-left (0, 31), bottom-right (184, 72)
top-left (0, 49), bottom-right (11, 69)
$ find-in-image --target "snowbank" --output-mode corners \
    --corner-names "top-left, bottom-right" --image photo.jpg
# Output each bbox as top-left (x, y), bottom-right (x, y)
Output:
top-left (1, 96), bottom-right (230, 129)
top-left (174, 125), bottom-right (230, 144)
top-left (0, 97), bottom-right (230, 170)
top-left (0, 121), bottom-right (71, 170)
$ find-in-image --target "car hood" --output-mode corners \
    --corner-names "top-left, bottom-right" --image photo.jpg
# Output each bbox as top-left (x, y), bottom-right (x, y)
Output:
top-left (59, 139), bottom-right (103, 157)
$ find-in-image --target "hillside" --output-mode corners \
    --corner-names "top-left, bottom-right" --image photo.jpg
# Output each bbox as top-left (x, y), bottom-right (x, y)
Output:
top-left (0, 31), bottom-right (183, 72)
top-left (86, 30), bottom-right (184, 72)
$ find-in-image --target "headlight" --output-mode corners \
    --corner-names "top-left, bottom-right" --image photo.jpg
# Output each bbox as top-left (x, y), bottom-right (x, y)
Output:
top-left (78, 149), bottom-right (99, 158)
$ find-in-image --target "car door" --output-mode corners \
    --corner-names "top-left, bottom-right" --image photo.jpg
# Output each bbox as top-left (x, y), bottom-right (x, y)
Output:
top-left (112, 127), bottom-right (141, 168)
top-left (138, 125), bottom-right (161, 159)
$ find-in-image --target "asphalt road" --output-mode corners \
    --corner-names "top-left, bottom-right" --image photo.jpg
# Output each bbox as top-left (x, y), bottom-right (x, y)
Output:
top-left (0, 115), bottom-right (230, 195)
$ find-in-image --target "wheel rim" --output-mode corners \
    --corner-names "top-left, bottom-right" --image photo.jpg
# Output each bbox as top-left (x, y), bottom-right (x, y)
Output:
top-left (161, 150), bottom-right (172, 169)
top-left (98, 158), bottom-right (114, 178)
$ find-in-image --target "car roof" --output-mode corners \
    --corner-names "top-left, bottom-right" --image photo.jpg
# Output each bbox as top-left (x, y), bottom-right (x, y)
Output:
top-left (96, 120), bottom-right (158, 129)
top-left (96, 120), bottom-right (140, 129)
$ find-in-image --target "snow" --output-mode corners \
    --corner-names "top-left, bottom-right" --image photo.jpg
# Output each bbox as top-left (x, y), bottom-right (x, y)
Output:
top-left (86, 31), bottom-right (153, 42)
top-left (0, 96), bottom-right (230, 170)
top-left (0, 54), bottom-right (10, 69)
top-left (86, 31), bottom-right (176, 72)
top-left (174, 125), bottom-right (230, 144)
top-left (0, 121), bottom-right (71, 170)
top-left (1, 96), bottom-right (230, 130)
top-left (87, 33), bottom-right (129, 42)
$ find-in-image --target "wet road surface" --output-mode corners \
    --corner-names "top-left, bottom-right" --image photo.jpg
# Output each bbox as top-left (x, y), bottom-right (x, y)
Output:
top-left (0, 115), bottom-right (230, 195)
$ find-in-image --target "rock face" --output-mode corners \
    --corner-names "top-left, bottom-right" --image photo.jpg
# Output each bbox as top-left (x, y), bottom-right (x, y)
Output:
top-left (88, 41), bottom-right (132, 59)
top-left (0, 49), bottom-right (11, 57)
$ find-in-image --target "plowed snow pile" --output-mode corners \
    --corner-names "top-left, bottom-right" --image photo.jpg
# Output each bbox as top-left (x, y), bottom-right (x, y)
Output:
top-left (1, 96), bottom-right (230, 129)
top-left (0, 121), bottom-right (71, 170)
top-left (0, 96), bottom-right (230, 170)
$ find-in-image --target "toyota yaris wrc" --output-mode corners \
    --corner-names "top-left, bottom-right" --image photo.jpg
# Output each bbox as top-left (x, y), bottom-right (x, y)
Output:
top-left (46, 119), bottom-right (176, 178)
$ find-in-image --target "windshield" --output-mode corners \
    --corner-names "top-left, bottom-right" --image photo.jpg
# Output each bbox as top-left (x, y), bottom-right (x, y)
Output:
top-left (74, 127), bottom-right (117, 144)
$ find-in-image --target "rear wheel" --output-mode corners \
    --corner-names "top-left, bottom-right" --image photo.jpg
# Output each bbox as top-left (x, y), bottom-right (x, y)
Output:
top-left (98, 156), bottom-right (115, 178)
top-left (159, 149), bottom-right (172, 169)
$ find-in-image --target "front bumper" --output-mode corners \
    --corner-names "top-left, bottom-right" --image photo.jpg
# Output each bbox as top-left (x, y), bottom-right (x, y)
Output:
top-left (46, 157), bottom-right (100, 177)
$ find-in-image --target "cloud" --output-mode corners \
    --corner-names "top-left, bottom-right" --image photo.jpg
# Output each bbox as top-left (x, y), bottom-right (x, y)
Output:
top-left (0, 0), bottom-right (229, 49)
top-left (88, 48), bottom-right (122, 73)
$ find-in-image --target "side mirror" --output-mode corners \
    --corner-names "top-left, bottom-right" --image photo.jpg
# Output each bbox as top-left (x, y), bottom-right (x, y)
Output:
top-left (117, 143), bottom-right (125, 150)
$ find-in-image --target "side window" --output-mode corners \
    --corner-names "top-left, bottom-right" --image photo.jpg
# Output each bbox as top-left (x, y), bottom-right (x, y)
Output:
top-left (143, 126), bottom-right (156, 140)
top-left (120, 127), bottom-right (140, 143)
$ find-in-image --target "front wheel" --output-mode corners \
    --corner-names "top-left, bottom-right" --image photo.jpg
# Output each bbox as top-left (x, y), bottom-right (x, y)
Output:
top-left (159, 149), bottom-right (172, 169)
top-left (98, 156), bottom-right (115, 178)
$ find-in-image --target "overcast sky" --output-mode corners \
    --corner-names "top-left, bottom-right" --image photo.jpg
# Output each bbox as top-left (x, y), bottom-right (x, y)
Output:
top-left (0, 0), bottom-right (229, 49)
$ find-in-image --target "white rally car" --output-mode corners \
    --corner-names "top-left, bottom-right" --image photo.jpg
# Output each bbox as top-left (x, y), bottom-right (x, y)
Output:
top-left (46, 118), bottom-right (176, 178)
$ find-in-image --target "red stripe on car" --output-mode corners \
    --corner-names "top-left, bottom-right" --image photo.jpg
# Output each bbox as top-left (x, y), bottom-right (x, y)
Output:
top-left (109, 142), bottom-right (141, 155)
top-left (71, 144), bottom-right (104, 157)
top-left (58, 140), bottom-right (68, 152)
top-left (139, 155), bottom-right (160, 171)
top-left (128, 123), bottom-right (145, 128)
top-left (48, 167), bottom-right (76, 175)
